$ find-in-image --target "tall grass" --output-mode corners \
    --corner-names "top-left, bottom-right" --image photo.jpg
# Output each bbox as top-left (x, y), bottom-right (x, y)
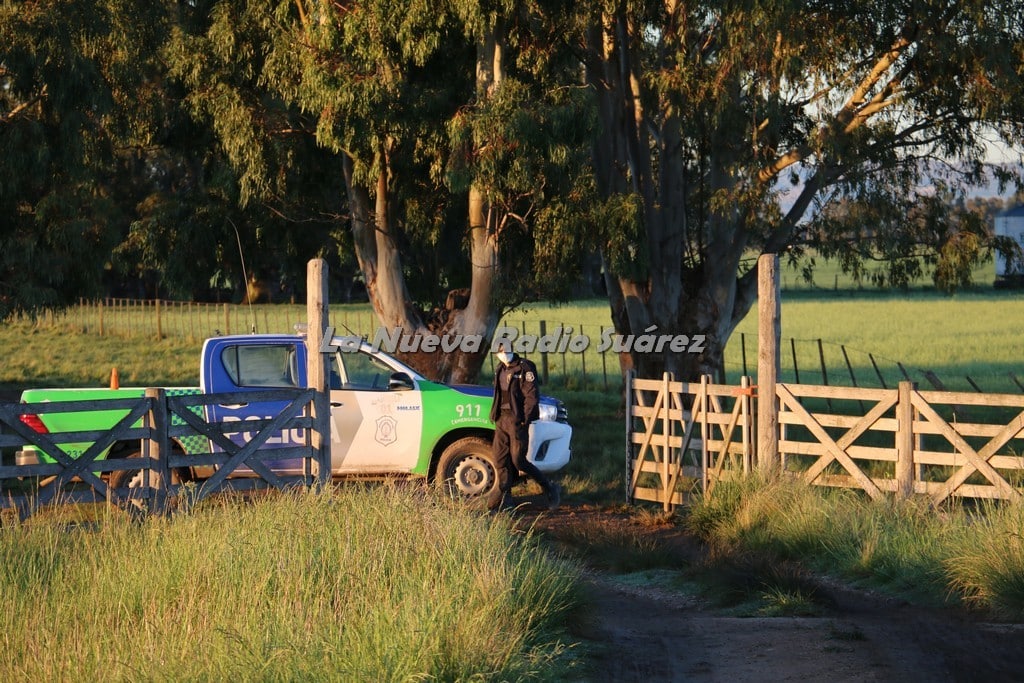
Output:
top-left (687, 474), bottom-right (1024, 617)
top-left (945, 504), bottom-right (1024, 618)
top-left (0, 486), bottom-right (582, 681)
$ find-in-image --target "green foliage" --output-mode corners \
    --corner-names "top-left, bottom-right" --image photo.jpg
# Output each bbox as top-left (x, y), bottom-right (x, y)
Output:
top-left (592, 193), bottom-right (647, 282)
top-left (584, 0), bottom-right (1024, 379)
top-left (4, 0), bottom-right (1024, 382)
top-left (0, 0), bottom-right (136, 315)
top-left (811, 181), bottom-right (1005, 291)
top-left (447, 76), bottom-right (598, 304)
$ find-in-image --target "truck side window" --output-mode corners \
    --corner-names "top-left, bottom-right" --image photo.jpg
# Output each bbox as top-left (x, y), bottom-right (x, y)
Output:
top-left (338, 351), bottom-right (392, 390)
top-left (221, 344), bottom-right (299, 388)
top-left (329, 355), bottom-right (343, 390)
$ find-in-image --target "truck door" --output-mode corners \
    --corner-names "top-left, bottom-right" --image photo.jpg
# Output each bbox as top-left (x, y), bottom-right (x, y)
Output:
top-left (203, 339), bottom-right (307, 473)
top-left (329, 348), bottom-right (423, 473)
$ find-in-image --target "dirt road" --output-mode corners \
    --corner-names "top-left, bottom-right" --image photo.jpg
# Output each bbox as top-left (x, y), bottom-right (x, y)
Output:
top-left (519, 501), bottom-right (1024, 683)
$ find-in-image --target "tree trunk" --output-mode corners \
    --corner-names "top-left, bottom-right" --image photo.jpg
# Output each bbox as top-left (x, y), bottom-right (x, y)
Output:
top-left (436, 187), bottom-right (499, 383)
top-left (336, 23), bottom-right (509, 385)
top-left (343, 147), bottom-right (426, 331)
top-left (432, 18), bottom-right (507, 384)
top-left (586, 8), bottom-right (755, 384)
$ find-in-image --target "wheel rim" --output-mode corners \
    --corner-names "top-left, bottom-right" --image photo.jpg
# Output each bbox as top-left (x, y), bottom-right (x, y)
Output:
top-left (448, 454), bottom-right (495, 498)
top-left (126, 469), bottom-right (162, 490)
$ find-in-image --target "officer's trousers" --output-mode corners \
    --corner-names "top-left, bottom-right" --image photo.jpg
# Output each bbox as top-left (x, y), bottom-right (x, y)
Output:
top-left (489, 411), bottom-right (552, 509)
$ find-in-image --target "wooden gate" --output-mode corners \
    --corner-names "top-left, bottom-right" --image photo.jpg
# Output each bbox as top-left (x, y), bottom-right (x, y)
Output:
top-left (628, 373), bottom-right (1024, 506)
top-left (776, 382), bottom-right (1024, 504)
top-left (162, 388), bottom-right (322, 504)
top-left (0, 395), bottom-right (154, 517)
top-left (0, 388), bottom-right (325, 519)
top-left (626, 372), bottom-right (755, 510)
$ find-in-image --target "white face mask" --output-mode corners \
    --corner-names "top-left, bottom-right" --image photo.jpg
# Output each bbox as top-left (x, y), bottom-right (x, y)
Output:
top-left (496, 351), bottom-right (514, 365)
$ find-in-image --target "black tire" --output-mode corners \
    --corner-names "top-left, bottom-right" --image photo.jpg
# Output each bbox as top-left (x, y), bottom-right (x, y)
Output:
top-left (435, 436), bottom-right (499, 502)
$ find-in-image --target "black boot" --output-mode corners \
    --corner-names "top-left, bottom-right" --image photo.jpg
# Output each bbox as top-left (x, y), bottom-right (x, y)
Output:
top-left (545, 482), bottom-right (562, 511)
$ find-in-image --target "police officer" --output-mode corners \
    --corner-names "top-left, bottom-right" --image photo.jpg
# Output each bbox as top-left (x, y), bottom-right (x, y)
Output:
top-left (489, 342), bottom-right (561, 511)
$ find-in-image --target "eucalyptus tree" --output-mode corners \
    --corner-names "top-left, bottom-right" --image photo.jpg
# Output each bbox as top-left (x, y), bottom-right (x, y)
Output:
top-left (0, 0), bottom-right (159, 315)
top-left (171, 0), bottom-right (593, 381)
top-left (0, 0), bottom-right (292, 308)
top-left (582, 0), bottom-right (1024, 379)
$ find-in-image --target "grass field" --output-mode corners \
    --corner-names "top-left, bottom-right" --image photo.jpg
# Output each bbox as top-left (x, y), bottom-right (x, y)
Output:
top-left (726, 288), bottom-right (1024, 393)
top-left (6, 281), bottom-right (1023, 394)
top-left (0, 486), bottom-right (582, 680)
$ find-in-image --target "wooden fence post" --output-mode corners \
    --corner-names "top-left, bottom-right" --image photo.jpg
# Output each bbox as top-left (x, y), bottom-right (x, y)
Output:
top-left (700, 374), bottom-right (710, 496)
top-left (741, 333), bottom-right (748, 377)
top-left (842, 345), bottom-right (866, 412)
top-left (145, 387), bottom-right (171, 515)
top-left (625, 368), bottom-right (635, 504)
top-left (817, 339), bottom-right (832, 411)
top-left (580, 324), bottom-right (587, 390)
top-left (791, 338), bottom-right (801, 384)
top-left (306, 258), bottom-right (331, 488)
top-left (869, 353), bottom-right (888, 389)
top-left (741, 375), bottom-right (752, 474)
top-left (757, 253), bottom-right (780, 472)
top-left (662, 371), bottom-right (671, 511)
top-left (895, 381), bottom-right (915, 499)
top-left (602, 346), bottom-right (609, 392)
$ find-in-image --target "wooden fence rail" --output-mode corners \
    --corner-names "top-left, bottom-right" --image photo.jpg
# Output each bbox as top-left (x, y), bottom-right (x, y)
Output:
top-left (628, 374), bottom-right (1024, 509)
top-left (0, 388), bottom-right (327, 520)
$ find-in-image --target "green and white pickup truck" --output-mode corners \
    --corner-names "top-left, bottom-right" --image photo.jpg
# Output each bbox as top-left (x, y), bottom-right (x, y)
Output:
top-left (17, 333), bottom-right (572, 498)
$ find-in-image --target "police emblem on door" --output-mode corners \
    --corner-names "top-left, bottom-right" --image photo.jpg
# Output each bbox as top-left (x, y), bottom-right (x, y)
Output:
top-left (375, 415), bottom-right (398, 446)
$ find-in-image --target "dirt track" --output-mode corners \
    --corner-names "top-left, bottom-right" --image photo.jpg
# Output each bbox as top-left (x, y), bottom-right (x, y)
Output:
top-left (517, 501), bottom-right (1024, 683)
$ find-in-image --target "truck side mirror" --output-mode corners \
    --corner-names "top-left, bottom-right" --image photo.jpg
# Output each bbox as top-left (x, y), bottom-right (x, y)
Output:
top-left (388, 372), bottom-right (415, 391)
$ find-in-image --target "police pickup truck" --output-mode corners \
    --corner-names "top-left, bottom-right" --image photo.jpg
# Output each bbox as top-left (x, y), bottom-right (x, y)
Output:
top-left (16, 333), bottom-right (572, 499)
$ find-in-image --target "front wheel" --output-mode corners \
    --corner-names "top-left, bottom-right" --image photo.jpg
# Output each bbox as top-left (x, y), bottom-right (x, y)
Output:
top-left (435, 437), bottom-right (499, 502)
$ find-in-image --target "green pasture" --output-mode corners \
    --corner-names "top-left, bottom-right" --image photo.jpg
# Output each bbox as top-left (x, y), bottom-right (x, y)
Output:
top-left (6, 276), bottom-right (1023, 394)
top-left (726, 289), bottom-right (1024, 393)
top-left (498, 287), bottom-right (1024, 395)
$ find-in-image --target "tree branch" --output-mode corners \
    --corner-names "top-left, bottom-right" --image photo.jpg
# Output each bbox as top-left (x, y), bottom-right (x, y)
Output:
top-left (0, 86), bottom-right (48, 126)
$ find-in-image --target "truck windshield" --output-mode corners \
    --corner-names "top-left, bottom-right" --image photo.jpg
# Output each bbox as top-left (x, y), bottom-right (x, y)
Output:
top-left (337, 351), bottom-right (394, 390)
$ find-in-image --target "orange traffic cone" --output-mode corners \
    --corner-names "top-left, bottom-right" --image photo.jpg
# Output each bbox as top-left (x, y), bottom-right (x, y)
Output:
top-left (110, 367), bottom-right (120, 390)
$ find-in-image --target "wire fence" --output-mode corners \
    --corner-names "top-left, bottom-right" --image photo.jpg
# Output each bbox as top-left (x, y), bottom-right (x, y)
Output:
top-left (729, 332), bottom-right (1024, 396)
top-left (10, 298), bottom-right (1022, 395)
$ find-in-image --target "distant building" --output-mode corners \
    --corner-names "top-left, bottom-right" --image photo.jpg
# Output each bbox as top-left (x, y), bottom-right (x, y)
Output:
top-left (994, 205), bottom-right (1024, 287)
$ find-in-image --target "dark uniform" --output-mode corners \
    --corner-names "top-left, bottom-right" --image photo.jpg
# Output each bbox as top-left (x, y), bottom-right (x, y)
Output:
top-left (489, 353), bottom-right (560, 511)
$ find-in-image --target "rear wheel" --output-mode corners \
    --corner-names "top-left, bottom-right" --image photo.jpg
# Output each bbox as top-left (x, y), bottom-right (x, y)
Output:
top-left (435, 437), bottom-right (498, 503)
top-left (108, 449), bottom-right (191, 511)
